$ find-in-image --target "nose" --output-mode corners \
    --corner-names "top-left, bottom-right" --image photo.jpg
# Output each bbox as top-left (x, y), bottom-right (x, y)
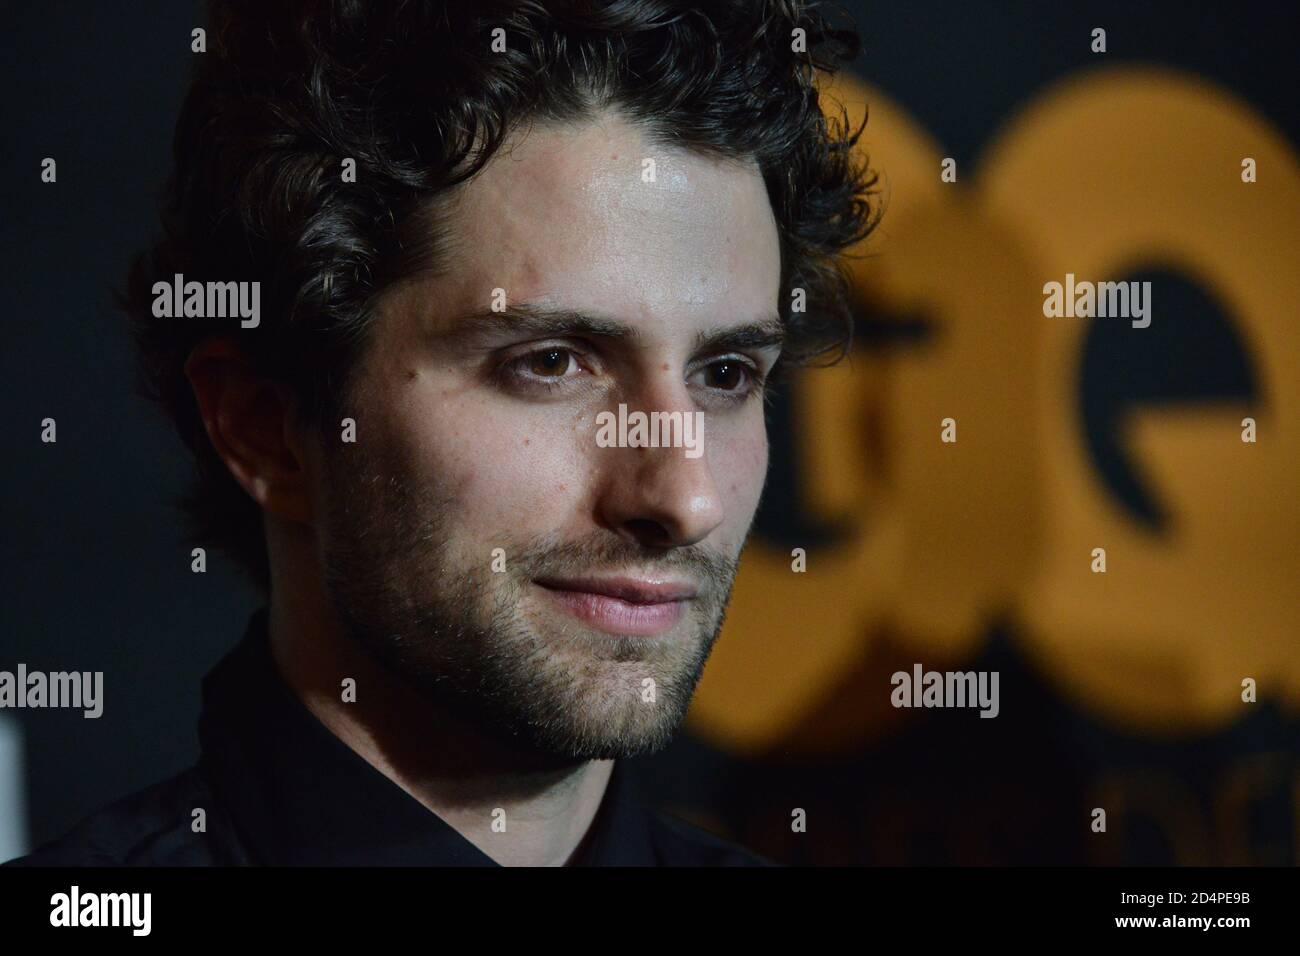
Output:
top-left (594, 397), bottom-right (724, 550)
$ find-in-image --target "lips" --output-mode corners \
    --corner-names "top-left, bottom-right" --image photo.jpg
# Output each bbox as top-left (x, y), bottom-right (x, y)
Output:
top-left (536, 575), bottom-right (697, 604)
top-left (534, 575), bottom-right (697, 636)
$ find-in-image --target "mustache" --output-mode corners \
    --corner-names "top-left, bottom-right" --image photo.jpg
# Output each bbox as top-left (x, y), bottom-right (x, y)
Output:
top-left (507, 534), bottom-right (740, 596)
top-left (319, 463), bottom-right (746, 599)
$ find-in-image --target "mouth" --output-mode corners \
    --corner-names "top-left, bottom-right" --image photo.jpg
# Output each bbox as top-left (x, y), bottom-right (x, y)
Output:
top-left (533, 575), bottom-right (698, 636)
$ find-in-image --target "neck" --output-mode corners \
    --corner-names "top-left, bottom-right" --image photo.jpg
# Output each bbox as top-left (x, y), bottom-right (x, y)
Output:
top-left (262, 519), bottom-right (613, 867)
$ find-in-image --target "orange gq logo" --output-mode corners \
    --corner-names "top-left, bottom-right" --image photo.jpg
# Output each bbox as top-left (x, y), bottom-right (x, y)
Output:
top-left (690, 67), bottom-right (1300, 753)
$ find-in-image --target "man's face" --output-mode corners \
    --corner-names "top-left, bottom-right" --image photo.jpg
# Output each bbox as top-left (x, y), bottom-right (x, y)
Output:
top-left (314, 112), bottom-right (782, 760)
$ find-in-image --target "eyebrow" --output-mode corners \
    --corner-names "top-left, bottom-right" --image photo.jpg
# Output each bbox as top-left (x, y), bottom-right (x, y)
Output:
top-left (448, 303), bottom-right (785, 354)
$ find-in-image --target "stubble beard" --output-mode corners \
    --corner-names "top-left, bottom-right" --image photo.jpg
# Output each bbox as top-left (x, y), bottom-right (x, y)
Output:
top-left (316, 450), bottom-right (742, 761)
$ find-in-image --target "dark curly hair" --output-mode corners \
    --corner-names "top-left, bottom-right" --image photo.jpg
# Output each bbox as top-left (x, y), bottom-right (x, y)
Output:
top-left (124, 0), bottom-right (880, 592)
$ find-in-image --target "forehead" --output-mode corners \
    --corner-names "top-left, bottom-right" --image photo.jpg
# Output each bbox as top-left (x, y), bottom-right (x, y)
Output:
top-left (436, 112), bottom-right (781, 330)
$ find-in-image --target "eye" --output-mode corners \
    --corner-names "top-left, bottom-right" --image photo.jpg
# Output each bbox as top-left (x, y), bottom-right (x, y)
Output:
top-left (525, 347), bottom-right (576, 378)
top-left (686, 355), bottom-right (767, 406)
top-left (702, 359), bottom-right (749, 391)
top-left (693, 357), bottom-right (762, 394)
top-left (494, 344), bottom-right (589, 394)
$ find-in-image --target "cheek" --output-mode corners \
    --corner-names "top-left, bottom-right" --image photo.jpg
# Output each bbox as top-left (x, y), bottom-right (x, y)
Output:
top-left (710, 413), bottom-right (770, 517)
top-left (381, 387), bottom-right (590, 531)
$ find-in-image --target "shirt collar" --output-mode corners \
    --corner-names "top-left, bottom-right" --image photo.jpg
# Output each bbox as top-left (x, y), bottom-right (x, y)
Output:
top-left (197, 608), bottom-right (658, 866)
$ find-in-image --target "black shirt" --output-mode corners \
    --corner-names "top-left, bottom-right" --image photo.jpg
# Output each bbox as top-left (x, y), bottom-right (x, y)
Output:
top-left (6, 609), bottom-right (772, 867)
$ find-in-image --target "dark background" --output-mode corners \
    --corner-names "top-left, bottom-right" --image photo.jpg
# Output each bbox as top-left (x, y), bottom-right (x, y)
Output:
top-left (2, 1), bottom-right (1296, 864)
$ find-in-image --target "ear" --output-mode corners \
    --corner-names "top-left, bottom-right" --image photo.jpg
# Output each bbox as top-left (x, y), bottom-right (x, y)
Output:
top-left (183, 338), bottom-right (314, 525)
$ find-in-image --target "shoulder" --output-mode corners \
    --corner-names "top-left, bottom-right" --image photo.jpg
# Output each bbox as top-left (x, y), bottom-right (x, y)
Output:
top-left (644, 810), bottom-right (779, 867)
top-left (3, 766), bottom-right (235, 867)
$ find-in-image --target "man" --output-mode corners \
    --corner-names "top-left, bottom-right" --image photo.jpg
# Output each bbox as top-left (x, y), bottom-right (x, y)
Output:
top-left (10, 0), bottom-right (875, 866)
